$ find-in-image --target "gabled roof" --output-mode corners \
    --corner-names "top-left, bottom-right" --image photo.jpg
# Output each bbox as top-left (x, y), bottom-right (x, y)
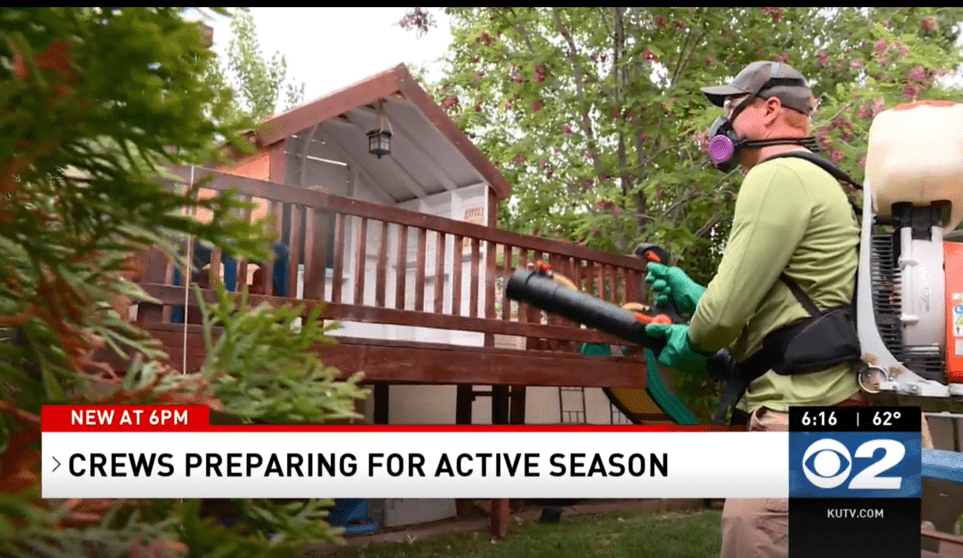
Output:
top-left (253, 64), bottom-right (511, 201)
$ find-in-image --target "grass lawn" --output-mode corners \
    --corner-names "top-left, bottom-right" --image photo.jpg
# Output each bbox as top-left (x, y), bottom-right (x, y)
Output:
top-left (329, 508), bottom-right (722, 558)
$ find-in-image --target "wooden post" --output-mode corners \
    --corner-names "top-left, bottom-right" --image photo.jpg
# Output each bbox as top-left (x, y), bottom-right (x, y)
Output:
top-left (455, 386), bottom-right (473, 425)
top-left (373, 384), bottom-right (389, 425)
top-left (492, 386), bottom-right (510, 424)
top-left (490, 497), bottom-right (510, 539)
top-left (486, 190), bottom-right (511, 539)
top-left (509, 386), bottom-right (526, 424)
top-left (455, 383), bottom-right (474, 519)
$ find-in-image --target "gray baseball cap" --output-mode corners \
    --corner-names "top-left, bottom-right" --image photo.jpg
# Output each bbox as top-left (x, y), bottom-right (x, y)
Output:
top-left (701, 61), bottom-right (814, 115)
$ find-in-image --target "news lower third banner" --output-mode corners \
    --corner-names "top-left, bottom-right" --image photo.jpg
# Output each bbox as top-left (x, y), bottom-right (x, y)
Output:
top-left (41, 405), bottom-right (784, 499)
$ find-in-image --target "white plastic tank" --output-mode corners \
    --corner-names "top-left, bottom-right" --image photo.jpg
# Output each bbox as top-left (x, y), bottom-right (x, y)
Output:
top-left (865, 100), bottom-right (963, 231)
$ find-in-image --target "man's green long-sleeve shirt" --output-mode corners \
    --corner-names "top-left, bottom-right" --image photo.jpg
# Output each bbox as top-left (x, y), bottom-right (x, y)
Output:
top-left (688, 156), bottom-right (861, 412)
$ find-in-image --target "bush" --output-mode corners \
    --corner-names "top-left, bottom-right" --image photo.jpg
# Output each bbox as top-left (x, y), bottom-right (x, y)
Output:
top-left (0, 8), bottom-right (366, 557)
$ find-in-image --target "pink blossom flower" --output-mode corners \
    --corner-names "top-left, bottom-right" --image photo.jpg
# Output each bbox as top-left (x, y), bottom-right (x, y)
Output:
top-left (534, 64), bottom-right (546, 84)
top-left (831, 149), bottom-right (844, 164)
top-left (642, 48), bottom-right (658, 63)
top-left (760, 7), bottom-right (784, 23)
top-left (871, 98), bottom-right (886, 117)
top-left (903, 84), bottom-right (919, 99)
top-left (908, 66), bottom-right (926, 83)
top-left (817, 126), bottom-right (833, 151)
top-left (817, 50), bottom-right (830, 68)
top-left (921, 16), bottom-right (937, 34)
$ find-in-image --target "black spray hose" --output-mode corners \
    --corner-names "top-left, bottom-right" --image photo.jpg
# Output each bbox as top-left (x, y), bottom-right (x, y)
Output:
top-left (505, 269), bottom-right (668, 354)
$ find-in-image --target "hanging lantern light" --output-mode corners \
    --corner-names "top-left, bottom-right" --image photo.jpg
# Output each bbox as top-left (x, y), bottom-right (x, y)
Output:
top-left (367, 100), bottom-right (393, 158)
top-left (367, 128), bottom-right (391, 158)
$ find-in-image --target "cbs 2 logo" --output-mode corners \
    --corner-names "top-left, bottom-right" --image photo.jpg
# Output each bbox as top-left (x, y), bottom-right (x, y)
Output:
top-left (802, 438), bottom-right (904, 490)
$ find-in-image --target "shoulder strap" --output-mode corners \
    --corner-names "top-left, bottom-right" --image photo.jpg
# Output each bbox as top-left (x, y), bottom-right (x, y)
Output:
top-left (763, 151), bottom-right (862, 189)
top-left (762, 151), bottom-right (863, 216)
top-left (779, 272), bottom-right (820, 316)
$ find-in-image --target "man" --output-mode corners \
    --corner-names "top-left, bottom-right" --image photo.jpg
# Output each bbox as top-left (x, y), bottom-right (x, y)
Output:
top-left (644, 61), bottom-right (865, 557)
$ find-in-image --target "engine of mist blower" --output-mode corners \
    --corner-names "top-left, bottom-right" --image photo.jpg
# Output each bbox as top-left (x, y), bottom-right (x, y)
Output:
top-left (856, 100), bottom-right (963, 403)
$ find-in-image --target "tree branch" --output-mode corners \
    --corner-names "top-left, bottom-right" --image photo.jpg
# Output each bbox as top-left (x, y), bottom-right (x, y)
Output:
top-left (660, 190), bottom-right (701, 218)
top-left (614, 7), bottom-right (630, 198)
top-left (659, 167), bottom-right (738, 219)
top-left (696, 215), bottom-right (723, 238)
top-left (552, 7), bottom-right (605, 177)
top-left (492, 8), bottom-right (538, 58)
top-left (670, 24), bottom-right (693, 88)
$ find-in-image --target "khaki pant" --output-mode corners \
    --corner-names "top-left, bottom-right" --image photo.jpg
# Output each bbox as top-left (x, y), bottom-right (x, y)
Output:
top-left (720, 395), bottom-right (867, 558)
top-left (720, 407), bottom-right (790, 558)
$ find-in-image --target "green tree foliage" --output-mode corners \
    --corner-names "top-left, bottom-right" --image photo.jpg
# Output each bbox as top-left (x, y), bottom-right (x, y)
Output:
top-left (421, 7), bottom-right (963, 281)
top-left (1, 7), bottom-right (365, 556)
top-left (404, 7), bottom-right (963, 420)
top-left (210, 7), bottom-right (306, 123)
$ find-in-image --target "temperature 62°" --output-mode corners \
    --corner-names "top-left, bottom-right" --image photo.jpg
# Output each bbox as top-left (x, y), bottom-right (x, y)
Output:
top-left (873, 410), bottom-right (901, 427)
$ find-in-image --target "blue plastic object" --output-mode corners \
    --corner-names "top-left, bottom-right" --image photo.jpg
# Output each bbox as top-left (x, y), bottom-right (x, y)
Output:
top-left (329, 498), bottom-right (378, 535)
top-left (922, 448), bottom-right (963, 485)
top-left (171, 242), bottom-right (289, 323)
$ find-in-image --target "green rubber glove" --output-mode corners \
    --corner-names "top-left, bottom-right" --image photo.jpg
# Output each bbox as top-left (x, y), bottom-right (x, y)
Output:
top-left (645, 323), bottom-right (712, 374)
top-left (645, 263), bottom-right (706, 316)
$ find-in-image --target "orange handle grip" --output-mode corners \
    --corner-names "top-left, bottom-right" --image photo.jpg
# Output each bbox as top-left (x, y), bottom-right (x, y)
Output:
top-left (634, 313), bottom-right (673, 325)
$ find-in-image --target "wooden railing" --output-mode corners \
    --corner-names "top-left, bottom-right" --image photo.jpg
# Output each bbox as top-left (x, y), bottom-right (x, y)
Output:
top-left (137, 167), bottom-right (650, 356)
